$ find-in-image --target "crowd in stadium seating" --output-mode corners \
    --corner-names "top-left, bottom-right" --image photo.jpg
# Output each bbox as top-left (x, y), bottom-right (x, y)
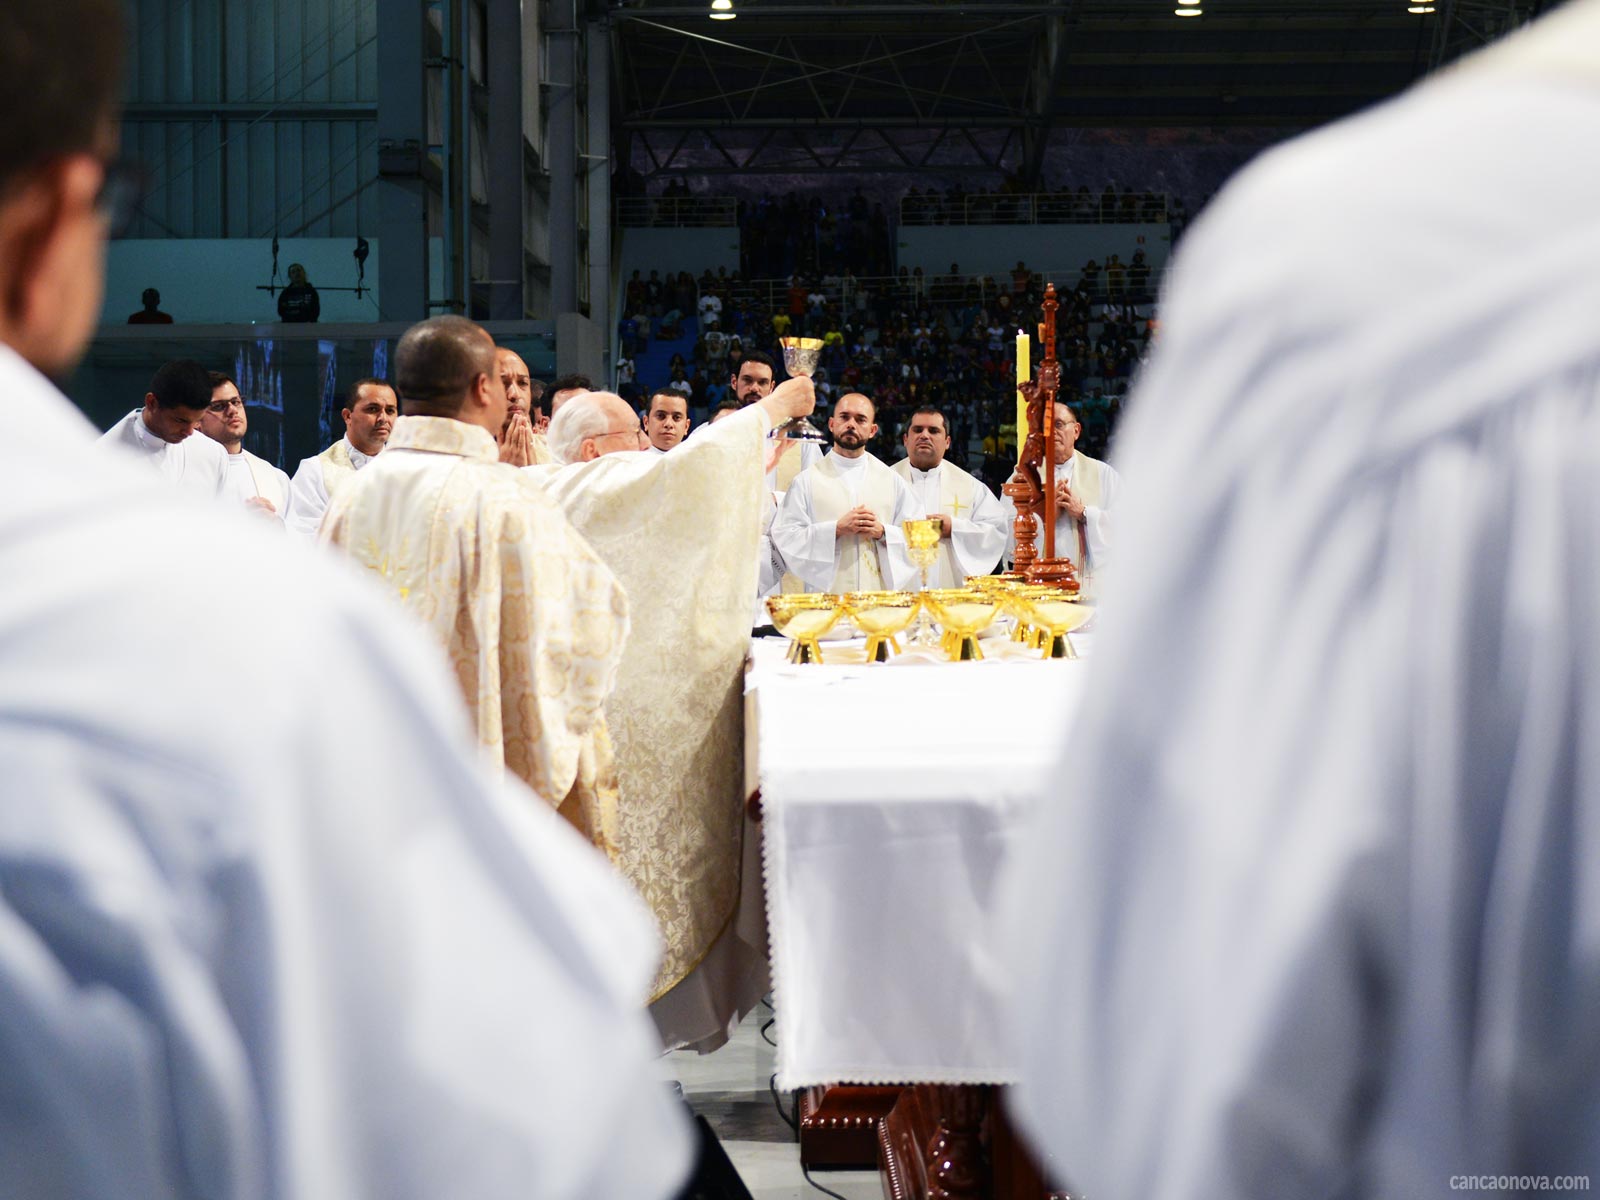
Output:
top-left (619, 255), bottom-right (1156, 495)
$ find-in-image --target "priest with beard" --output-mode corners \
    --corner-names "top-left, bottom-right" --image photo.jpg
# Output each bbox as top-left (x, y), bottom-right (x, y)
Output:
top-left (526, 377), bottom-right (815, 1052)
top-left (769, 391), bottom-right (925, 594)
top-left (321, 317), bottom-right (631, 854)
top-left (890, 404), bottom-right (1008, 587)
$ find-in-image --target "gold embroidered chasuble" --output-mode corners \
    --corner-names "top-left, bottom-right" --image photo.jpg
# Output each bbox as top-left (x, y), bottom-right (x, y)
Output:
top-left (526, 410), bottom-right (766, 1001)
top-left (320, 416), bottom-right (630, 851)
top-left (318, 438), bottom-right (358, 494)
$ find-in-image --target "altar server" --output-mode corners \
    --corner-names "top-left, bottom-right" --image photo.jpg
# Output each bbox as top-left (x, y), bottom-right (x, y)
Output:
top-left (97, 358), bottom-right (229, 500)
top-left (202, 370), bottom-right (291, 520)
top-left (285, 378), bottom-right (395, 537)
top-left (1000, 400), bottom-right (1119, 589)
top-left (770, 392), bottom-right (925, 593)
top-left (891, 405), bottom-right (1008, 587)
top-left (1007, 6), bottom-right (1600, 1198)
top-left (0, 6), bottom-right (692, 1196)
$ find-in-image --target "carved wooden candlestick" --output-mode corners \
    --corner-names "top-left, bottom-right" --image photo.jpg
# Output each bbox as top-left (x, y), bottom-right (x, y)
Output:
top-left (1016, 284), bottom-right (1078, 591)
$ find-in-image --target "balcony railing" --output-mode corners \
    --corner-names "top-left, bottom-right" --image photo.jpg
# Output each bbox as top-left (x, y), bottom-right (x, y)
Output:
top-left (615, 196), bottom-right (739, 228)
top-left (899, 191), bottom-right (1172, 227)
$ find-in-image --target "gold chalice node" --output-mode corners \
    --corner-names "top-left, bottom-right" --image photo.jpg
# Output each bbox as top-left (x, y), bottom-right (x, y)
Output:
top-left (777, 337), bottom-right (829, 442)
top-left (766, 593), bottom-right (842, 664)
top-left (902, 518), bottom-right (942, 646)
top-left (921, 588), bottom-right (1000, 662)
top-left (1020, 592), bottom-right (1093, 659)
top-left (843, 591), bottom-right (919, 663)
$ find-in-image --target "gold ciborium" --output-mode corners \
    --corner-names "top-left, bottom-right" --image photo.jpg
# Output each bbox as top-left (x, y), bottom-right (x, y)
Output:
top-left (1020, 593), bottom-right (1093, 660)
top-left (921, 587), bottom-right (1000, 662)
top-left (902, 517), bottom-right (942, 647)
top-left (766, 593), bottom-right (842, 664)
top-left (843, 591), bottom-right (919, 663)
top-left (776, 337), bottom-right (829, 442)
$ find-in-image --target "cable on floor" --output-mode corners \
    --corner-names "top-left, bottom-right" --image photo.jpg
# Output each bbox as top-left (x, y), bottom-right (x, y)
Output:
top-left (801, 1165), bottom-right (853, 1200)
top-left (768, 1071), bottom-right (797, 1134)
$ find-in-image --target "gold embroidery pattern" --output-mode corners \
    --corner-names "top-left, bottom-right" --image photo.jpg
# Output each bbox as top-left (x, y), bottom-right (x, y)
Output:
top-left (323, 416), bottom-right (629, 852)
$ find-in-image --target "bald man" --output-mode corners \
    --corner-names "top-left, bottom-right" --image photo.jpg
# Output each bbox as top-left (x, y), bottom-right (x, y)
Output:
top-left (323, 317), bottom-right (629, 855)
top-left (496, 346), bottom-right (552, 465)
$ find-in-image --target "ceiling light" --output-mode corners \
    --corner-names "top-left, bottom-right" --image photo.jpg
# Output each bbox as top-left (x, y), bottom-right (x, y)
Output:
top-left (1407, 4), bottom-right (1436, 10)
top-left (710, 0), bottom-right (735, 17)
top-left (1176, 0), bottom-right (1200, 5)
top-left (1174, 6), bottom-right (1202, 13)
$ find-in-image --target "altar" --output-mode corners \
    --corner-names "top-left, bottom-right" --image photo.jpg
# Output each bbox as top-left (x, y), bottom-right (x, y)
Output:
top-left (744, 632), bottom-right (1086, 1196)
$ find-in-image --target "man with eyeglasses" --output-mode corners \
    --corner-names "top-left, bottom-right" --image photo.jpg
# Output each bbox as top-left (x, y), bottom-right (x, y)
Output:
top-left (0, 6), bottom-right (693, 1197)
top-left (201, 369), bottom-right (291, 521)
top-left (96, 357), bottom-right (230, 501)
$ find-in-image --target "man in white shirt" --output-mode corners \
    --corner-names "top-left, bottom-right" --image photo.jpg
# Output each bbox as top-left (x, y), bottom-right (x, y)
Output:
top-left (201, 370), bottom-right (291, 521)
top-left (643, 387), bottom-right (690, 454)
top-left (1002, 399), bottom-right (1120, 590)
top-left (0, 5), bottom-right (693, 1195)
top-left (770, 391), bottom-right (924, 593)
top-left (1007, 5), bottom-right (1600, 1198)
top-left (97, 358), bottom-right (229, 501)
top-left (285, 377), bottom-right (396, 537)
top-left (890, 405), bottom-right (1008, 587)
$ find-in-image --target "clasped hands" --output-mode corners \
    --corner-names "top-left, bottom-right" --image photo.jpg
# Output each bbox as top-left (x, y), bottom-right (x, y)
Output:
top-left (836, 504), bottom-right (884, 541)
top-left (1009, 469), bottom-right (1086, 521)
top-left (499, 410), bottom-right (535, 466)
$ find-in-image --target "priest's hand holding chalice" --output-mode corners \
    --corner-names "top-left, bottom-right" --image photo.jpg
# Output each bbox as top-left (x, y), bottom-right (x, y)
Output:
top-left (776, 337), bottom-right (830, 442)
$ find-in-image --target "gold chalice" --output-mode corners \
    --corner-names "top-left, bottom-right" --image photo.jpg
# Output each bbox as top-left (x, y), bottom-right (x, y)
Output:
top-left (921, 587), bottom-right (1000, 662)
top-left (766, 593), bottom-right (843, 664)
top-left (902, 517), bottom-right (942, 647)
top-left (777, 337), bottom-right (829, 442)
top-left (1020, 593), bottom-right (1093, 659)
top-left (843, 591), bottom-right (919, 663)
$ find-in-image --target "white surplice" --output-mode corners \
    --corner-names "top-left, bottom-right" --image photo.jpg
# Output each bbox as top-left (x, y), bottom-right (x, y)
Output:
top-left (97, 411), bottom-right (229, 501)
top-left (890, 457), bottom-right (1008, 587)
top-left (1006, 12), bottom-right (1600, 1200)
top-left (1000, 450), bottom-right (1119, 586)
top-left (221, 448), bottom-right (292, 521)
top-left (1, 344), bottom-right (692, 1200)
top-left (285, 437), bottom-right (374, 538)
top-left (770, 450), bottom-right (925, 593)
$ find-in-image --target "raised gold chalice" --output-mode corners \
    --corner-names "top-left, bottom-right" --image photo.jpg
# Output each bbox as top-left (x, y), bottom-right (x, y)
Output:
top-left (902, 517), bottom-right (942, 647)
top-left (921, 587), bottom-right (1000, 662)
top-left (843, 591), bottom-right (919, 663)
top-left (776, 336), bottom-right (829, 442)
top-left (1020, 592), bottom-right (1093, 659)
top-left (766, 593), bottom-right (843, 664)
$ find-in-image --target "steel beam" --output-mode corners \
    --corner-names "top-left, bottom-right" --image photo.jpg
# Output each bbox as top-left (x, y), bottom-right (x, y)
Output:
top-left (486, 0), bottom-right (525, 318)
top-left (376, 0), bottom-right (429, 320)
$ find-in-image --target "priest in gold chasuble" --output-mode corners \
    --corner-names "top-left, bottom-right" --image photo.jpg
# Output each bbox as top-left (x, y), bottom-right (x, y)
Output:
top-left (322, 318), bottom-right (630, 853)
top-left (528, 379), bottom-right (815, 1050)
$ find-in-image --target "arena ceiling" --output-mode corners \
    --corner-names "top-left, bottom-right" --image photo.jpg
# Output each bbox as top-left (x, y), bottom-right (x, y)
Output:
top-left (603, 0), bottom-right (1552, 180)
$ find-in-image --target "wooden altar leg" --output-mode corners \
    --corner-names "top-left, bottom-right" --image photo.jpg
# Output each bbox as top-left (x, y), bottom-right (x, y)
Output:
top-left (879, 1085), bottom-right (991, 1200)
top-left (880, 1085), bottom-right (1067, 1200)
top-left (797, 1084), bottom-right (904, 1169)
top-left (926, 1084), bottom-right (989, 1200)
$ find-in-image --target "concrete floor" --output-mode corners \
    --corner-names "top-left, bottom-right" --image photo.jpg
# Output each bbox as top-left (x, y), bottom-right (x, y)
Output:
top-left (665, 1002), bottom-right (882, 1200)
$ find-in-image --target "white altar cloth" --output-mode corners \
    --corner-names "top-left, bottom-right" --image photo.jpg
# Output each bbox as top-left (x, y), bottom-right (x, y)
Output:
top-left (747, 636), bottom-right (1087, 1089)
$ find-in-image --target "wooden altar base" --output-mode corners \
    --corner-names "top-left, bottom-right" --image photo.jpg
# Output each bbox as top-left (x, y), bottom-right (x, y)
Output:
top-left (878, 1084), bottom-right (1073, 1200)
top-left (797, 1084), bottom-right (905, 1169)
